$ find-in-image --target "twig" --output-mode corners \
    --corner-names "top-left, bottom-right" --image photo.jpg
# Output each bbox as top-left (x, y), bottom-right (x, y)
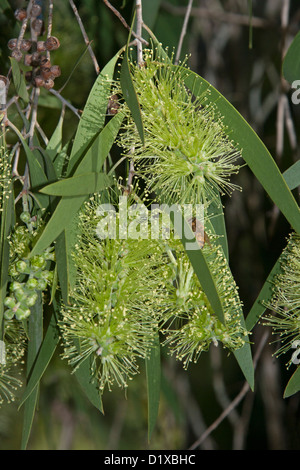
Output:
top-left (69, 0), bottom-right (100, 75)
top-left (49, 88), bottom-right (81, 118)
top-left (16, 0), bottom-right (34, 49)
top-left (175, 0), bottom-right (194, 65)
top-left (136, 0), bottom-right (143, 65)
top-left (161, 2), bottom-right (273, 29)
top-left (27, 87), bottom-right (40, 148)
top-left (103, 0), bottom-right (148, 45)
top-left (46, 0), bottom-right (54, 61)
top-left (189, 331), bottom-right (269, 450)
top-left (47, 0), bottom-right (54, 38)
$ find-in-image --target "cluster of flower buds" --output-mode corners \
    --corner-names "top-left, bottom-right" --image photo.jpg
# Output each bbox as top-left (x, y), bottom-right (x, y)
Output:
top-left (4, 213), bottom-right (55, 321)
top-left (7, 2), bottom-right (61, 90)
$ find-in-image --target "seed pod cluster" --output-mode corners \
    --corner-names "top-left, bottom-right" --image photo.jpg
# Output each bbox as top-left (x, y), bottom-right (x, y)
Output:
top-left (8, 2), bottom-right (61, 90)
top-left (24, 51), bottom-right (61, 89)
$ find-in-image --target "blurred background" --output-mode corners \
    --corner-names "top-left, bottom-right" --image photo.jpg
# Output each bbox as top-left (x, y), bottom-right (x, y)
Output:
top-left (1, 0), bottom-right (300, 450)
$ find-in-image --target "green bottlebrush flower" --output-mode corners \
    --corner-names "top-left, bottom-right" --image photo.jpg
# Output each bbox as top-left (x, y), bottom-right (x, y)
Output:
top-left (59, 193), bottom-right (166, 393)
top-left (60, 187), bottom-right (248, 388)
top-left (117, 48), bottom-right (242, 206)
top-left (263, 232), bottom-right (300, 368)
top-left (159, 236), bottom-right (248, 368)
top-left (0, 320), bottom-right (26, 405)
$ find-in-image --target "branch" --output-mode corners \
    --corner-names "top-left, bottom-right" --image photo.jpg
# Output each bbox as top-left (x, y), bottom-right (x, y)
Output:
top-left (161, 2), bottom-right (273, 29)
top-left (49, 88), bottom-right (81, 118)
top-left (69, 0), bottom-right (100, 75)
top-left (175, 0), bottom-right (194, 65)
top-left (103, 0), bottom-right (148, 45)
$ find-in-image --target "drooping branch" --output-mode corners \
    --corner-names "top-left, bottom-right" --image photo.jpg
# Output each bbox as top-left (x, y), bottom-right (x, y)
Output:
top-left (69, 0), bottom-right (100, 75)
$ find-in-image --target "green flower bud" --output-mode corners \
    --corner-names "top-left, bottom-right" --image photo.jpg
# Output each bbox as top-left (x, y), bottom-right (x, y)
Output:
top-left (10, 281), bottom-right (23, 292)
top-left (4, 309), bottom-right (15, 320)
top-left (20, 211), bottom-right (31, 224)
top-left (16, 259), bottom-right (29, 274)
top-left (9, 264), bottom-right (19, 277)
top-left (30, 255), bottom-right (46, 272)
top-left (14, 288), bottom-right (27, 302)
top-left (40, 270), bottom-right (53, 282)
top-left (15, 307), bottom-right (31, 320)
top-left (26, 277), bottom-right (38, 289)
top-left (36, 279), bottom-right (47, 290)
top-left (25, 292), bottom-right (38, 307)
top-left (4, 296), bottom-right (16, 309)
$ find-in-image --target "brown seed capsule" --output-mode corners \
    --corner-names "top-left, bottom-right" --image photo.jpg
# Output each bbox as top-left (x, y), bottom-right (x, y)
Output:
top-left (31, 52), bottom-right (41, 66)
top-left (40, 66), bottom-right (53, 80)
top-left (31, 3), bottom-right (42, 17)
top-left (50, 65), bottom-right (61, 78)
top-left (14, 8), bottom-right (27, 21)
top-left (39, 57), bottom-right (51, 68)
top-left (11, 49), bottom-right (23, 62)
top-left (43, 78), bottom-right (54, 90)
top-left (20, 39), bottom-right (32, 52)
top-left (37, 41), bottom-right (46, 52)
top-left (44, 36), bottom-right (60, 51)
top-left (24, 54), bottom-right (33, 66)
top-left (33, 75), bottom-right (45, 87)
top-left (31, 18), bottom-right (44, 35)
top-left (7, 38), bottom-right (18, 50)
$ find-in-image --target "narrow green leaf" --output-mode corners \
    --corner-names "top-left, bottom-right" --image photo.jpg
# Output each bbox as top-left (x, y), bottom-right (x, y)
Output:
top-left (55, 218), bottom-right (79, 306)
top-left (19, 306), bottom-right (60, 409)
top-left (55, 231), bottom-right (71, 305)
top-left (167, 205), bottom-right (225, 324)
top-left (40, 172), bottom-right (112, 196)
top-left (9, 128), bottom-right (50, 209)
top-left (20, 386), bottom-right (39, 450)
top-left (30, 113), bottom-right (124, 257)
top-left (283, 160), bottom-right (300, 191)
top-left (120, 48), bottom-right (144, 145)
top-left (18, 135), bottom-right (47, 188)
top-left (53, 140), bottom-right (72, 178)
top-left (233, 341), bottom-right (254, 391)
top-left (284, 366), bottom-right (300, 398)
top-left (207, 194), bottom-right (229, 261)
top-left (245, 245), bottom-right (287, 332)
top-left (73, 349), bottom-right (103, 413)
top-left (282, 30), bottom-right (300, 85)
top-left (9, 57), bottom-right (29, 103)
top-left (21, 292), bottom-right (43, 449)
top-left (31, 195), bottom-right (86, 258)
top-left (68, 49), bottom-right (123, 175)
top-left (46, 108), bottom-right (64, 160)
top-left (146, 333), bottom-right (161, 440)
top-left (0, 177), bottom-right (14, 338)
top-left (168, 206), bottom-right (254, 386)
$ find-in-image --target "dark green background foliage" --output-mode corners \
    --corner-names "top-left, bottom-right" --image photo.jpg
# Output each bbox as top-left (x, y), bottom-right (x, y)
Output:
top-left (1, 0), bottom-right (300, 450)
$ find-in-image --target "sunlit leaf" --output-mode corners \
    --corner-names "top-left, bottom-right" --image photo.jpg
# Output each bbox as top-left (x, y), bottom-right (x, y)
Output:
top-left (40, 172), bottom-right (112, 196)
top-left (284, 366), bottom-right (300, 398)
